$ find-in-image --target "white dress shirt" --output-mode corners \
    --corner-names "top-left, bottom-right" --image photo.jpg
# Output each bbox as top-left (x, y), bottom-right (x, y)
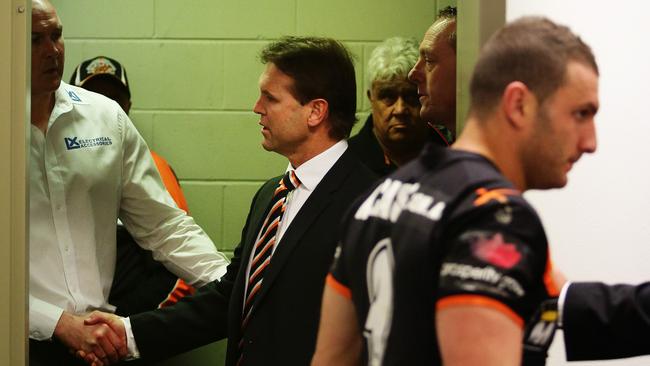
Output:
top-left (30, 82), bottom-right (229, 341)
top-left (124, 139), bottom-right (349, 357)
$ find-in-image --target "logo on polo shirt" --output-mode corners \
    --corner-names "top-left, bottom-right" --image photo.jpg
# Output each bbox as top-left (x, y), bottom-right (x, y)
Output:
top-left (64, 136), bottom-right (113, 150)
top-left (64, 137), bottom-right (81, 150)
top-left (67, 90), bottom-right (82, 102)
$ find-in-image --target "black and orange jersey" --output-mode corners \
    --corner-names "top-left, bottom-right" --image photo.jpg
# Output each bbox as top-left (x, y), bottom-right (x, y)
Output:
top-left (329, 144), bottom-right (558, 365)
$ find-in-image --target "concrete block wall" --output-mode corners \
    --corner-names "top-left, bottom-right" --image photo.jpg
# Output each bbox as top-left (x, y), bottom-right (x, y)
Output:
top-left (51, 0), bottom-right (455, 364)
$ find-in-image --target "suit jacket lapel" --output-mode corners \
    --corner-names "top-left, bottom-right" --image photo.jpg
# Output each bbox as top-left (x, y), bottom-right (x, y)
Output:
top-left (230, 176), bottom-right (282, 321)
top-left (250, 150), bottom-right (355, 310)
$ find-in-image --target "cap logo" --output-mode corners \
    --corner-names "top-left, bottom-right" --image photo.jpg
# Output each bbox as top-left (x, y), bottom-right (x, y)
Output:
top-left (86, 57), bottom-right (117, 76)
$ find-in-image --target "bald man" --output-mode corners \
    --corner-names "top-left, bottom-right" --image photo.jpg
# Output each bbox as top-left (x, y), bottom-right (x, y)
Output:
top-left (29, 1), bottom-right (228, 364)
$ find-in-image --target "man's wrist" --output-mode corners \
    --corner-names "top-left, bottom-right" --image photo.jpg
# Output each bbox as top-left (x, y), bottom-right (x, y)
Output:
top-left (29, 297), bottom-right (65, 340)
top-left (52, 311), bottom-right (75, 340)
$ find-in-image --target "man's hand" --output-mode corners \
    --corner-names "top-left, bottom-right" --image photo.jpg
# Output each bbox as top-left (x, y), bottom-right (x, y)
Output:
top-left (77, 311), bottom-right (129, 365)
top-left (53, 311), bottom-right (127, 365)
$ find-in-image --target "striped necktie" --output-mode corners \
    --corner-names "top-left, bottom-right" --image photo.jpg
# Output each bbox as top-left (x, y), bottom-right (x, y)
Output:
top-left (238, 170), bottom-right (300, 364)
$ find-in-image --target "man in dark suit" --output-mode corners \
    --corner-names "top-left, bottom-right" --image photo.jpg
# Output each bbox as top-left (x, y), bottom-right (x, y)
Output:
top-left (562, 282), bottom-right (650, 361)
top-left (523, 279), bottom-right (650, 363)
top-left (526, 281), bottom-right (650, 362)
top-left (78, 36), bottom-right (376, 366)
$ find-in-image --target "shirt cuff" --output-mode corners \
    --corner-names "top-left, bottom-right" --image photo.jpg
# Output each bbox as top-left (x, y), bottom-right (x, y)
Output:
top-left (123, 317), bottom-right (141, 359)
top-left (29, 296), bottom-right (64, 340)
top-left (557, 281), bottom-right (572, 328)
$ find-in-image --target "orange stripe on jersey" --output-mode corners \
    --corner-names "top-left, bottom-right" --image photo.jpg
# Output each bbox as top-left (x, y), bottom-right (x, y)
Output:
top-left (326, 273), bottom-right (352, 299)
top-left (473, 187), bottom-right (521, 207)
top-left (436, 294), bottom-right (524, 328)
top-left (158, 279), bottom-right (195, 308)
top-left (151, 151), bottom-right (189, 213)
top-left (543, 253), bottom-right (561, 297)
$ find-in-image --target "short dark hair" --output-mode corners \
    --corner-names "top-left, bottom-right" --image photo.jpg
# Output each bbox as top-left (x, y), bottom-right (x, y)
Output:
top-left (469, 17), bottom-right (598, 117)
top-left (437, 6), bottom-right (457, 52)
top-left (260, 36), bottom-right (357, 140)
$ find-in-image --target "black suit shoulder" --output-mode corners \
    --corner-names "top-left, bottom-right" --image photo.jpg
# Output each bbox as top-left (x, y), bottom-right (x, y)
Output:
top-left (329, 148), bottom-right (378, 198)
top-left (563, 281), bottom-right (650, 361)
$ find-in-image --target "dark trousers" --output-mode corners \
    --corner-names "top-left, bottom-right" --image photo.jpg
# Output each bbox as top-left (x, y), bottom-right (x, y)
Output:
top-left (29, 339), bottom-right (87, 366)
top-left (29, 339), bottom-right (157, 366)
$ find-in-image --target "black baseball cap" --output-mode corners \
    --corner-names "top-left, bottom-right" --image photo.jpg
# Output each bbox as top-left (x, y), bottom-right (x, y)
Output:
top-left (69, 56), bottom-right (130, 97)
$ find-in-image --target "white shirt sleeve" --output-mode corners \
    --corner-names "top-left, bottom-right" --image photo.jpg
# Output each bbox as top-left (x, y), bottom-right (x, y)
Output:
top-left (29, 295), bottom-right (64, 340)
top-left (117, 110), bottom-right (229, 287)
top-left (557, 281), bottom-right (572, 328)
top-left (122, 317), bottom-right (141, 359)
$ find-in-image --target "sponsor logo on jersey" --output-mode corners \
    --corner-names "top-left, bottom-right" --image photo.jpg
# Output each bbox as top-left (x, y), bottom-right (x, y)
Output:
top-left (526, 312), bottom-right (557, 346)
top-left (471, 232), bottom-right (522, 269)
top-left (494, 205), bottom-right (513, 224)
top-left (64, 136), bottom-right (113, 150)
top-left (440, 262), bottom-right (525, 297)
top-left (524, 299), bottom-right (559, 355)
top-left (355, 178), bottom-right (446, 223)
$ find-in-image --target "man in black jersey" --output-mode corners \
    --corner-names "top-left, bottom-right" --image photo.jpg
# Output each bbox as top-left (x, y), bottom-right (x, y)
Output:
top-left (312, 17), bottom-right (599, 366)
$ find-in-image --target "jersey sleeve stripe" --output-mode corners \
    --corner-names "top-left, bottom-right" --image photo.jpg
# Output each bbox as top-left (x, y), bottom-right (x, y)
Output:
top-left (326, 273), bottom-right (352, 299)
top-left (543, 255), bottom-right (561, 297)
top-left (436, 294), bottom-right (524, 328)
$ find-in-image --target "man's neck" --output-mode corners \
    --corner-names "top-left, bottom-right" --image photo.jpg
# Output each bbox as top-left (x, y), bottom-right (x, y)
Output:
top-left (442, 117), bottom-right (456, 138)
top-left (373, 130), bottom-right (423, 167)
top-left (287, 138), bottom-right (339, 169)
top-left (453, 116), bottom-right (526, 191)
top-left (31, 91), bottom-right (56, 134)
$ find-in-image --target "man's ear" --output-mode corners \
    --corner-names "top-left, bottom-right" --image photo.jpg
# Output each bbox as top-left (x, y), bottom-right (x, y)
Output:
top-left (306, 98), bottom-right (329, 128)
top-left (501, 81), bottom-right (536, 129)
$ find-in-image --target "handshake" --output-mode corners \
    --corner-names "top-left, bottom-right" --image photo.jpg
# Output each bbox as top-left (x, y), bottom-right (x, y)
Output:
top-left (54, 310), bottom-right (129, 366)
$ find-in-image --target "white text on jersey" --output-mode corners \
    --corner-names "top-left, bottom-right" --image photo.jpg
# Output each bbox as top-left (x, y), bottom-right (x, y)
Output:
top-left (355, 179), bottom-right (446, 222)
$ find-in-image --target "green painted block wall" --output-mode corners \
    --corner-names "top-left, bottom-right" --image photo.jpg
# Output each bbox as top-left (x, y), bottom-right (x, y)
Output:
top-left (51, 0), bottom-right (454, 364)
